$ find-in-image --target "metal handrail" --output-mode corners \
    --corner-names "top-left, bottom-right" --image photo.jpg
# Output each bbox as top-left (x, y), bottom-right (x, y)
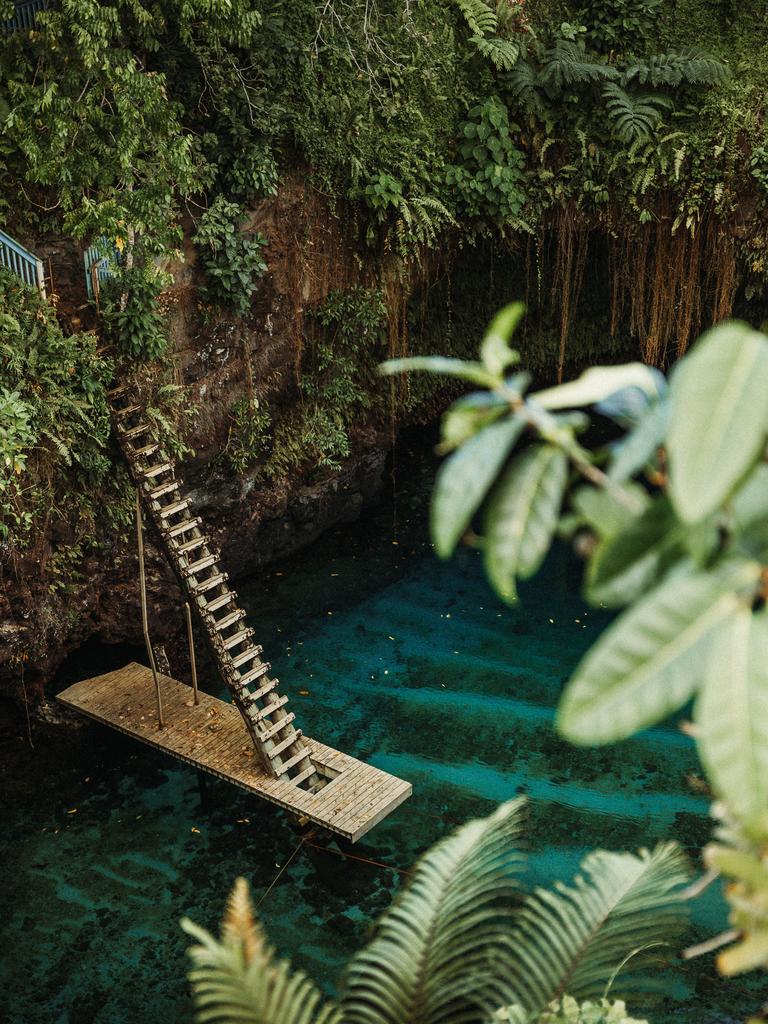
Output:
top-left (3, 0), bottom-right (49, 33)
top-left (84, 238), bottom-right (118, 302)
top-left (0, 229), bottom-right (46, 296)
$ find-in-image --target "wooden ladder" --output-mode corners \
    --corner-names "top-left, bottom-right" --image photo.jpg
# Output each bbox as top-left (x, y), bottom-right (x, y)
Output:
top-left (107, 380), bottom-right (321, 791)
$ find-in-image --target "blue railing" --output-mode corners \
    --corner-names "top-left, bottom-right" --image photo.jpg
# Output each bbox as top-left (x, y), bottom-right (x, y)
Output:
top-left (3, 0), bottom-right (49, 32)
top-left (83, 239), bottom-right (118, 301)
top-left (0, 229), bottom-right (46, 295)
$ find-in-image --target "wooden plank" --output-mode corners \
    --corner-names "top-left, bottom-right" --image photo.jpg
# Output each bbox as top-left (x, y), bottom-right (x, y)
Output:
top-left (57, 663), bottom-right (410, 842)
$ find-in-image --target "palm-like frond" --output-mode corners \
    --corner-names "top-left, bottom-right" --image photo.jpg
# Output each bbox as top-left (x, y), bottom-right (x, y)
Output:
top-left (493, 843), bottom-right (690, 1018)
top-left (455, 0), bottom-right (497, 36)
top-left (471, 35), bottom-right (520, 71)
top-left (603, 84), bottom-right (672, 143)
top-left (341, 797), bottom-right (527, 1024)
top-left (181, 877), bottom-right (342, 1024)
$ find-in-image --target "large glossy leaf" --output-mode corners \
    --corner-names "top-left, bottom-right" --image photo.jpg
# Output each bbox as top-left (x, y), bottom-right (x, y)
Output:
top-left (557, 560), bottom-right (761, 745)
top-left (484, 445), bottom-right (568, 603)
top-left (341, 798), bottom-right (526, 1024)
top-left (667, 322), bottom-right (768, 523)
top-left (431, 414), bottom-right (525, 558)
top-left (494, 844), bottom-right (689, 1017)
top-left (696, 607), bottom-right (768, 826)
top-left (586, 496), bottom-right (686, 608)
top-left (531, 364), bottom-right (662, 411)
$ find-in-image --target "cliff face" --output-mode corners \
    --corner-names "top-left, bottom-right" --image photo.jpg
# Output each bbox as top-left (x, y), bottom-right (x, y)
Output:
top-left (0, 177), bottom-right (398, 704)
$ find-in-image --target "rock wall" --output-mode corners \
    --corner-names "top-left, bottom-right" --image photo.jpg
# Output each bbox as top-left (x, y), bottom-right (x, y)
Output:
top-left (0, 176), bottom-right (398, 706)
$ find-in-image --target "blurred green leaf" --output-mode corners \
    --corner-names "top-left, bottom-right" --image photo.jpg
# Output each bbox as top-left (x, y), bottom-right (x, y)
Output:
top-left (484, 445), bottom-right (568, 602)
top-left (431, 414), bottom-right (526, 558)
top-left (696, 607), bottom-right (768, 827)
top-left (558, 559), bottom-right (760, 745)
top-left (532, 364), bottom-right (662, 411)
top-left (587, 496), bottom-right (688, 608)
top-left (668, 323), bottom-right (768, 523)
top-left (480, 302), bottom-right (524, 377)
top-left (380, 356), bottom-right (499, 388)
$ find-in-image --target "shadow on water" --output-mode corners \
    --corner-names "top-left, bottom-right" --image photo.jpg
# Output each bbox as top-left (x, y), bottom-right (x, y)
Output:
top-left (0, 430), bottom-right (761, 1023)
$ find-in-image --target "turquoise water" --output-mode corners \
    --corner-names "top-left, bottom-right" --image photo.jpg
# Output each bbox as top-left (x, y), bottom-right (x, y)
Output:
top-left (0, 440), bottom-right (759, 1022)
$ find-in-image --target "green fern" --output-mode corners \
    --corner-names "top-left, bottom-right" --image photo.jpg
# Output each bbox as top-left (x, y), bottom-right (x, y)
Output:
top-left (396, 195), bottom-right (456, 248)
top-left (624, 48), bottom-right (728, 88)
top-left (471, 35), bottom-right (520, 71)
top-left (508, 60), bottom-right (546, 115)
top-left (603, 83), bottom-right (672, 143)
top-left (541, 41), bottom-right (618, 90)
top-left (182, 806), bottom-right (689, 1024)
top-left (182, 878), bottom-right (342, 1024)
top-left (455, 0), bottom-right (497, 36)
top-left (341, 798), bottom-right (527, 1024)
top-left (495, 844), bottom-right (689, 1017)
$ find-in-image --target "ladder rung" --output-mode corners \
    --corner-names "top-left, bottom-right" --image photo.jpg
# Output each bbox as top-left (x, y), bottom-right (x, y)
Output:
top-left (158, 499), bottom-right (190, 519)
top-left (182, 553), bottom-right (216, 577)
top-left (167, 516), bottom-right (202, 538)
top-left (237, 661), bottom-right (270, 686)
top-left (230, 644), bottom-right (263, 668)
top-left (107, 384), bottom-right (129, 399)
top-left (96, 344), bottom-right (114, 357)
top-left (148, 480), bottom-right (179, 501)
top-left (214, 609), bottom-right (246, 632)
top-left (221, 627), bottom-right (253, 651)
top-left (289, 764), bottom-right (317, 787)
top-left (270, 729), bottom-right (302, 757)
top-left (132, 443), bottom-right (160, 459)
top-left (276, 746), bottom-right (312, 776)
top-left (115, 403), bottom-right (142, 418)
top-left (203, 590), bottom-right (235, 613)
top-left (259, 713), bottom-right (295, 742)
top-left (250, 695), bottom-right (288, 723)
top-left (121, 422), bottom-right (151, 439)
top-left (242, 678), bottom-right (276, 703)
top-left (176, 534), bottom-right (206, 555)
top-left (194, 572), bottom-right (228, 594)
top-left (142, 462), bottom-right (173, 479)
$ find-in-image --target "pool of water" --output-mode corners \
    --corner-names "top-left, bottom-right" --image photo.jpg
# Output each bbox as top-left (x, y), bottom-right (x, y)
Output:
top-left (0, 438), bottom-right (760, 1023)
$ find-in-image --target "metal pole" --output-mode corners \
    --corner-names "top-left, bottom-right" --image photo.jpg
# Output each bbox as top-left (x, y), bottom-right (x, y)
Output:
top-left (136, 489), bottom-right (164, 728)
top-left (184, 601), bottom-right (199, 705)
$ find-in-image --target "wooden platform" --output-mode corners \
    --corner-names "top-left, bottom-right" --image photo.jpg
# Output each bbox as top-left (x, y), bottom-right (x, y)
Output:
top-left (57, 663), bottom-right (411, 843)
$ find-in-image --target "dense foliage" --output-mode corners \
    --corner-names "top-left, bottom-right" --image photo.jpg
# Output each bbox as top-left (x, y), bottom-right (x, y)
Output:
top-left (384, 306), bottom-right (768, 1008)
top-left (0, 270), bottom-right (112, 559)
top-left (0, 2), bottom-right (763, 258)
top-left (183, 800), bottom-right (685, 1024)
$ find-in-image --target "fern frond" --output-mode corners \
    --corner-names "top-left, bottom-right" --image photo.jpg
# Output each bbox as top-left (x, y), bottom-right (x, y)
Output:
top-left (508, 60), bottom-right (545, 115)
top-left (455, 0), bottom-right (497, 36)
top-left (341, 798), bottom-right (527, 1024)
top-left (624, 48), bottom-right (728, 88)
top-left (42, 431), bottom-right (73, 466)
top-left (494, 843), bottom-right (690, 1018)
top-left (603, 83), bottom-right (672, 143)
top-left (182, 877), bottom-right (342, 1024)
top-left (471, 35), bottom-right (520, 71)
top-left (542, 41), bottom-right (619, 90)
